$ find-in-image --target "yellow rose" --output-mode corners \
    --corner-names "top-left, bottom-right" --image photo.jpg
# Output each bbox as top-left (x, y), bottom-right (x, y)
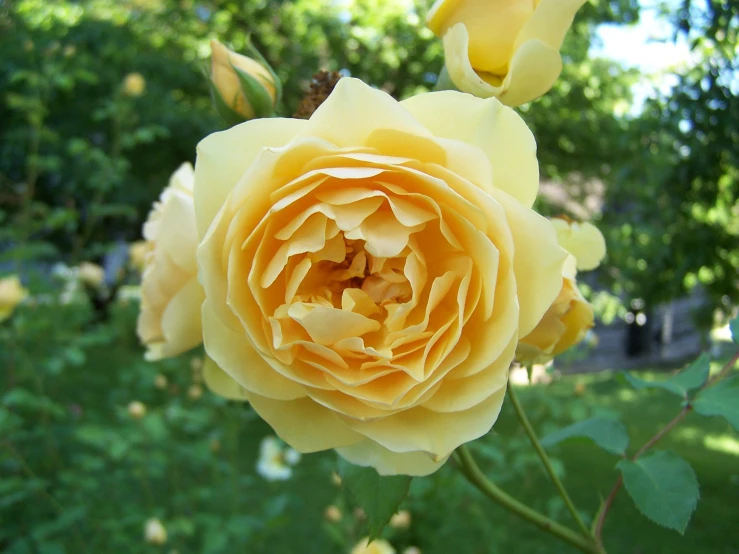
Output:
top-left (551, 217), bottom-right (606, 271)
top-left (122, 72), bottom-right (146, 97)
top-left (194, 78), bottom-right (566, 476)
top-left (516, 257), bottom-right (594, 365)
top-left (210, 39), bottom-right (278, 121)
top-left (129, 240), bottom-right (152, 272)
top-left (128, 400), bottom-right (147, 419)
top-left (77, 261), bottom-right (105, 288)
top-left (144, 518), bottom-right (167, 545)
top-left (0, 275), bottom-right (29, 323)
top-left (351, 538), bottom-right (396, 554)
top-left (427, 0), bottom-right (587, 106)
top-left (325, 505), bottom-right (343, 522)
top-left (390, 510), bottom-right (411, 529)
top-left (137, 162), bottom-right (205, 361)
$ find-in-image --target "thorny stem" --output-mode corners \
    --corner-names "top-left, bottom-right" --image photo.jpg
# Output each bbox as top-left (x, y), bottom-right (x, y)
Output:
top-left (455, 445), bottom-right (601, 554)
top-left (507, 380), bottom-right (592, 538)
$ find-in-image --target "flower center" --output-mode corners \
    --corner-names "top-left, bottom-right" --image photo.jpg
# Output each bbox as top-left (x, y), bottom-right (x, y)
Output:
top-left (311, 238), bottom-right (412, 310)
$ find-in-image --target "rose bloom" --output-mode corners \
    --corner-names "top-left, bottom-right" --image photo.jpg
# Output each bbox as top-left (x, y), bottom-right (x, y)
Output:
top-left (551, 217), bottom-right (606, 271)
top-left (127, 400), bottom-right (147, 419)
top-left (517, 218), bottom-right (605, 365)
top-left (256, 436), bottom-right (299, 481)
top-left (123, 72), bottom-right (146, 97)
top-left (427, 0), bottom-right (586, 106)
top-left (325, 505), bottom-right (343, 522)
top-left (129, 240), bottom-right (151, 272)
top-left (0, 275), bottom-right (28, 323)
top-left (210, 39), bottom-right (277, 120)
top-left (77, 262), bottom-right (105, 288)
top-left (390, 510), bottom-right (411, 529)
top-left (144, 518), bottom-right (167, 545)
top-left (351, 538), bottom-right (395, 554)
top-left (194, 78), bottom-right (565, 475)
top-left (516, 256), bottom-right (593, 365)
top-left (137, 162), bottom-right (205, 361)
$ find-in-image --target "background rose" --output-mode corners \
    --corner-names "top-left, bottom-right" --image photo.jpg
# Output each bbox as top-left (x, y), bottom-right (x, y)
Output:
top-left (129, 240), bottom-right (152, 272)
top-left (427, 0), bottom-right (587, 106)
top-left (551, 218), bottom-right (607, 271)
top-left (194, 78), bottom-right (566, 476)
top-left (210, 39), bottom-right (278, 121)
top-left (77, 261), bottom-right (105, 288)
top-left (517, 218), bottom-right (606, 364)
top-left (137, 162), bottom-right (205, 361)
top-left (516, 256), bottom-right (594, 365)
top-left (0, 275), bottom-right (29, 323)
top-left (351, 537), bottom-right (396, 554)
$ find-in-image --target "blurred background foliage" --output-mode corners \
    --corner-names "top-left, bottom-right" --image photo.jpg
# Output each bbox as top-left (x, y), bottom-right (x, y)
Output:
top-left (2, 0), bottom-right (737, 318)
top-left (1, 0), bottom-right (737, 313)
top-left (2, 283), bottom-right (738, 553)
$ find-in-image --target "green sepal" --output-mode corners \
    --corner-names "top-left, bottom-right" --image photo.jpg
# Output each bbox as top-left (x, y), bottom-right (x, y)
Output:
top-left (232, 64), bottom-right (276, 119)
top-left (207, 78), bottom-right (247, 128)
top-left (243, 36), bottom-right (283, 108)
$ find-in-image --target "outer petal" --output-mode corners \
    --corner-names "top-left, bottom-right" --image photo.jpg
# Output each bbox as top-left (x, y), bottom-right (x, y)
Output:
top-left (297, 78), bottom-right (431, 148)
top-left (143, 277), bottom-right (205, 361)
top-left (156, 190), bottom-right (199, 274)
top-left (491, 189), bottom-right (567, 336)
top-left (497, 39), bottom-right (563, 108)
top-left (552, 219), bottom-right (606, 271)
top-left (514, 0), bottom-right (588, 51)
top-left (203, 355), bottom-right (249, 401)
top-left (337, 440), bottom-right (448, 477)
top-left (344, 387), bottom-right (507, 458)
top-left (401, 91), bottom-right (539, 207)
top-left (194, 118), bottom-right (307, 238)
top-left (245, 392), bottom-right (364, 453)
top-left (443, 23), bottom-right (504, 99)
top-left (443, 23), bottom-right (562, 107)
top-left (201, 301), bottom-right (306, 401)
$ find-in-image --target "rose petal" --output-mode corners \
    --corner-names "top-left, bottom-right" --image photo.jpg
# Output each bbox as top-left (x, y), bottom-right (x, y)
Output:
top-left (245, 392), bottom-right (364, 453)
top-left (194, 118), bottom-right (306, 238)
top-left (202, 300), bottom-right (306, 400)
top-left (401, 91), bottom-right (539, 207)
top-left (337, 440), bottom-right (448, 476)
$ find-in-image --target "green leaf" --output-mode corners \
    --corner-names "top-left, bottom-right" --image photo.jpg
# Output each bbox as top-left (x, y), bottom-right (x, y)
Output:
top-left (692, 375), bottom-right (739, 431)
top-left (340, 463), bottom-right (412, 541)
top-left (540, 417), bottom-right (629, 455)
top-left (617, 451), bottom-right (699, 533)
top-left (623, 354), bottom-right (710, 397)
top-left (730, 316), bottom-right (739, 344)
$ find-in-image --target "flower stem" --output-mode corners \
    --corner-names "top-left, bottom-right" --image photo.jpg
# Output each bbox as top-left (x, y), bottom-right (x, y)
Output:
top-left (506, 381), bottom-right (592, 538)
top-left (455, 445), bottom-right (601, 554)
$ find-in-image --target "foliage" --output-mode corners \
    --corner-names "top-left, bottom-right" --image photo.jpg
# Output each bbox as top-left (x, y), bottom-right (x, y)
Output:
top-left (601, 0), bottom-right (739, 312)
top-left (339, 463), bottom-right (412, 541)
top-left (617, 451), bottom-right (700, 534)
top-left (2, 0), bottom-right (739, 552)
top-left (1, 279), bottom-right (738, 552)
top-left (692, 376), bottom-right (739, 431)
top-left (540, 418), bottom-right (629, 456)
top-left (621, 354), bottom-right (710, 398)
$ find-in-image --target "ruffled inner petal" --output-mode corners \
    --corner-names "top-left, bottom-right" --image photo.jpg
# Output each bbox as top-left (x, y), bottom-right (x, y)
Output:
top-left (211, 138), bottom-right (520, 425)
